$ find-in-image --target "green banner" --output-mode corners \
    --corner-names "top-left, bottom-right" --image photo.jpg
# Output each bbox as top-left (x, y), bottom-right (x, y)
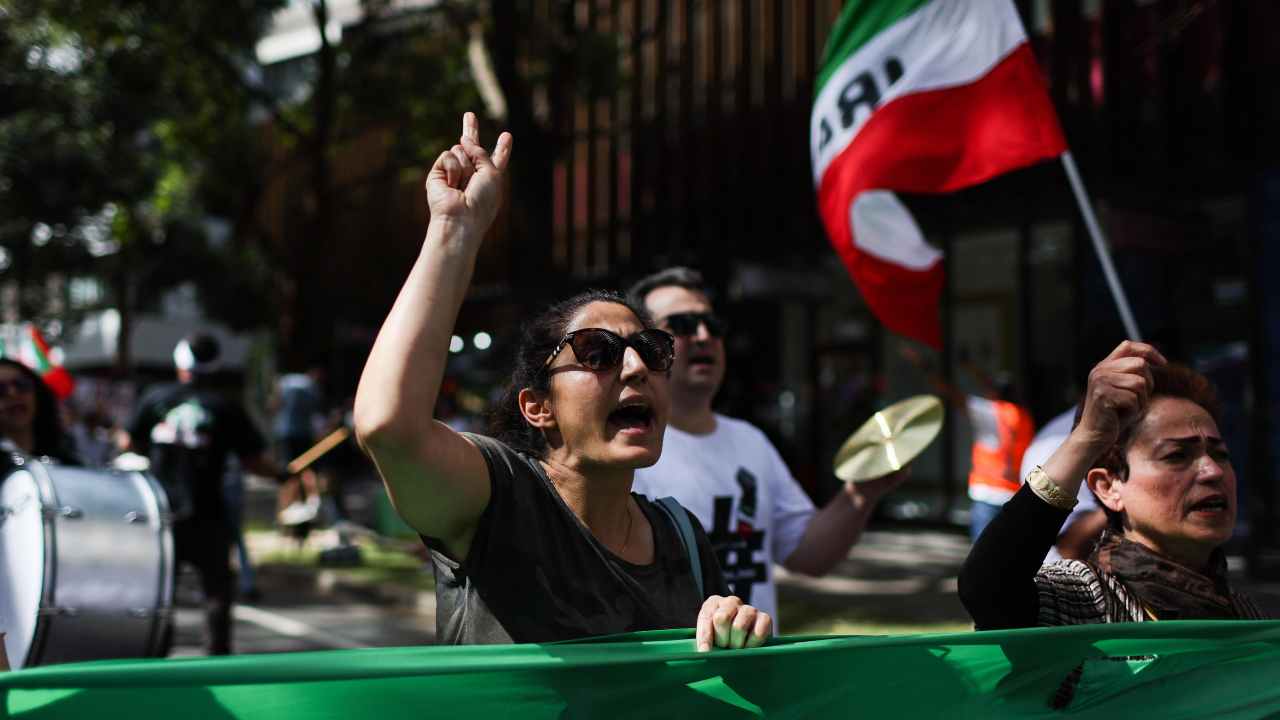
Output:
top-left (5, 622), bottom-right (1280, 718)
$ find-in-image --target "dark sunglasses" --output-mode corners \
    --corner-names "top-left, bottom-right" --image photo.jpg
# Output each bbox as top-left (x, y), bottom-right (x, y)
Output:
top-left (544, 328), bottom-right (675, 372)
top-left (660, 312), bottom-right (726, 338)
top-left (0, 377), bottom-right (35, 395)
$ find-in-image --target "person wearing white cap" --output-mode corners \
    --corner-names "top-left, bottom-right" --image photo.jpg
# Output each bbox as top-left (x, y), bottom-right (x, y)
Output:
top-left (121, 332), bottom-right (288, 655)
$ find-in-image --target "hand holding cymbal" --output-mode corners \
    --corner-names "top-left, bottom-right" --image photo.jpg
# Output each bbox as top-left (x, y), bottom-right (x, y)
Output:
top-left (834, 395), bottom-right (944, 483)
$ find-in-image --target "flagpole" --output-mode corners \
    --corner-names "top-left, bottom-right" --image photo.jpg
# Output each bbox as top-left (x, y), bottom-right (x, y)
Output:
top-left (1059, 151), bottom-right (1142, 341)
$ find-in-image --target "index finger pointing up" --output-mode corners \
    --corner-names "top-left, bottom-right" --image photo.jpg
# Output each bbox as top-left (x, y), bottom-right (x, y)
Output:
top-left (462, 112), bottom-right (479, 144)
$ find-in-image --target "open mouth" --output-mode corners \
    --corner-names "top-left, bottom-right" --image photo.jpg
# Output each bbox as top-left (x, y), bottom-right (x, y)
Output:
top-left (1187, 495), bottom-right (1229, 514)
top-left (608, 399), bottom-right (654, 431)
top-left (687, 354), bottom-right (716, 368)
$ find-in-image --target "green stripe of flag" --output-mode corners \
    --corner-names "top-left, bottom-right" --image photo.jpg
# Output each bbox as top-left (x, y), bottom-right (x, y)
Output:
top-left (815, 0), bottom-right (932, 93)
top-left (27, 327), bottom-right (52, 373)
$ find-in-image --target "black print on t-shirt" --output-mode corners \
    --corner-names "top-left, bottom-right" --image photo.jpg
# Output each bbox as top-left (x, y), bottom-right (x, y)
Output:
top-left (736, 468), bottom-right (758, 519)
top-left (709, 493), bottom-right (766, 602)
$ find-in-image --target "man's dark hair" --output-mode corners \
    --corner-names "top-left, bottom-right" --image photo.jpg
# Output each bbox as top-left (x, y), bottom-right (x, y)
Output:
top-left (627, 266), bottom-right (712, 309)
top-left (1076, 362), bottom-right (1223, 530)
top-left (487, 289), bottom-right (653, 457)
top-left (186, 333), bottom-right (221, 365)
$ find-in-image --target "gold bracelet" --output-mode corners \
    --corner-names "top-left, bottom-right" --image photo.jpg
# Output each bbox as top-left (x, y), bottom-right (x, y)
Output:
top-left (1026, 465), bottom-right (1078, 510)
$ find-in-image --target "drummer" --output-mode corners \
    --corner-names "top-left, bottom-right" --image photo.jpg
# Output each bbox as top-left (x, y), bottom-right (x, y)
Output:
top-left (627, 268), bottom-right (908, 629)
top-left (0, 358), bottom-right (78, 464)
top-left (122, 334), bottom-right (290, 656)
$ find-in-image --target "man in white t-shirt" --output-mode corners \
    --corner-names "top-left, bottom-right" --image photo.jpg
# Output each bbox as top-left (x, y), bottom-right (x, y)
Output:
top-left (629, 268), bottom-right (906, 626)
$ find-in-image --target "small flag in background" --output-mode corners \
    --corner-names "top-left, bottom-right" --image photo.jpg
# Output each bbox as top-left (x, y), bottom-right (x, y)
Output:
top-left (25, 324), bottom-right (74, 399)
top-left (810, 0), bottom-right (1066, 348)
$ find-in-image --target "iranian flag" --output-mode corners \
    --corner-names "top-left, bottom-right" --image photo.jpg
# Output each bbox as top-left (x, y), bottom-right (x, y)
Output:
top-left (24, 324), bottom-right (74, 399)
top-left (811, 0), bottom-right (1066, 348)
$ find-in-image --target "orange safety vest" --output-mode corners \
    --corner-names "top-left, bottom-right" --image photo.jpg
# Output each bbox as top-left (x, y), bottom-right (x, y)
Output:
top-left (968, 399), bottom-right (1035, 499)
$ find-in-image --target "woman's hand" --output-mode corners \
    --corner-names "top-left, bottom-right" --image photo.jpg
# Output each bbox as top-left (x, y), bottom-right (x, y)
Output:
top-left (1073, 340), bottom-right (1167, 450)
top-left (426, 112), bottom-right (513, 235)
top-left (1038, 340), bottom-right (1168, 498)
top-left (856, 465), bottom-right (910, 504)
top-left (695, 595), bottom-right (771, 652)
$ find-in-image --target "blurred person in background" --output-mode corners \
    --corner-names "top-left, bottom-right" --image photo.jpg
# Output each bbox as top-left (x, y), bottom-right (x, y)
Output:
top-left (63, 399), bottom-right (115, 467)
top-left (122, 333), bottom-right (289, 655)
top-left (222, 455), bottom-right (261, 601)
top-left (901, 344), bottom-right (1035, 541)
top-left (272, 366), bottom-right (326, 525)
top-left (0, 357), bottom-right (78, 463)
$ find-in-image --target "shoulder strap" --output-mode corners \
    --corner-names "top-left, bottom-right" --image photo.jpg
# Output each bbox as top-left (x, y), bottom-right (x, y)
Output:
top-left (654, 496), bottom-right (704, 599)
top-left (1231, 591), bottom-right (1267, 620)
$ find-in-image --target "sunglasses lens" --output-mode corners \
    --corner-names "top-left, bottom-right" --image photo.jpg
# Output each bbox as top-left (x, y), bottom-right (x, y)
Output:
top-left (563, 329), bottom-right (673, 372)
top-left (665, 313), bottom-right (725, 338)
top-left (569, 330), bottom-right (623, 370)
top-left (634, 330), bottom-right (675, 371)
top-left (1, 378), bottom-right (32, 394)
top-left (666, 314), bottom-right (699, 336)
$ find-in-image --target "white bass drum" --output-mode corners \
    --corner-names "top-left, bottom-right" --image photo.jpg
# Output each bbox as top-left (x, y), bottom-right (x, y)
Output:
top-left (0, 456), bottom-right (173, 669)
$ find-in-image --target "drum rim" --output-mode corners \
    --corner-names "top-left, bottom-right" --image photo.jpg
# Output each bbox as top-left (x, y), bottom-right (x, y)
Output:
top-left (134, 469), bottom-right (175, 655)
top-left (15, 455), bottom-right (59, 668)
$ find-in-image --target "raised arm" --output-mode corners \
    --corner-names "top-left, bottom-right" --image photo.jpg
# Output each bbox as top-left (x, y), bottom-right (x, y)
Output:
top-left (354, 113), bottom-right (513, 555)
top-left (957, 340), bottom-right (1166, 628)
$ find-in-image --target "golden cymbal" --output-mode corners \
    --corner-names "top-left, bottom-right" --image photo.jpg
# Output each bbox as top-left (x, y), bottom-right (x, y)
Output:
top-left (834, 394), bottom-right (944, 482)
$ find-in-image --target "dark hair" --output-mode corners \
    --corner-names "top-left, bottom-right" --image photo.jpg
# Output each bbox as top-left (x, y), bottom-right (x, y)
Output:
top-left (991, 373), bottom-right (1019, 404)
top-left (1075, 362), bottom-right (1223, 530)
top-left (185, 332), bottom-right (221, 364)
top-left (627, 266), bottom-right (713, 309)
top-left (487, 289), bottom-right (652, 457)
top-left (0, 358), bottom-right (74, 462)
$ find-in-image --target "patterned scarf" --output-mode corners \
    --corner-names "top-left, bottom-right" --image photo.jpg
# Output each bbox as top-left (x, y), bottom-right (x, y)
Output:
top-left (1089, 530), bottom-right (1239, 620)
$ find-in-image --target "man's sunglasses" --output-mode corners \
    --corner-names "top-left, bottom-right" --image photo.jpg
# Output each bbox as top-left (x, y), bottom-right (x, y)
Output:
top-left (544, 328), bottom-right (675, 372)
top-left (660, 312), bottom-right (726, 338)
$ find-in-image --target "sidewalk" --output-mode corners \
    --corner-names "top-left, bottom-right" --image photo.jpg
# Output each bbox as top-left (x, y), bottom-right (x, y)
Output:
top-left (245, 528), bottom-right (438, 617)
top-left (775, 528), bottom-right (971, 634)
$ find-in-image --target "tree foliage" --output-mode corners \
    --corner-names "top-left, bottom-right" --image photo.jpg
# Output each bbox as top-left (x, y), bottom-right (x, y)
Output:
top-left (0, 0), bottom-right (284, 357)
top-left (0, 0), bottom-right (482, 371)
